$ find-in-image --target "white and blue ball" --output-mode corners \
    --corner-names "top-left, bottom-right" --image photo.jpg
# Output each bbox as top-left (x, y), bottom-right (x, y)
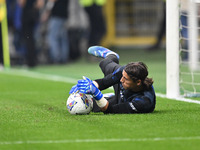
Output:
top-left (66, 93), bottom-right (93, 115)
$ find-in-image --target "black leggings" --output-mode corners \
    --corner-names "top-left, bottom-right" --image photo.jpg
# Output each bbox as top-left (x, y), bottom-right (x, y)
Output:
top-left (99, 54), bottom-right (120, 76)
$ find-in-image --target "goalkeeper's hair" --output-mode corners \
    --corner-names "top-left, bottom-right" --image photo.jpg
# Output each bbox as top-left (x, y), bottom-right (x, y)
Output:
top-left (124, 62), bottom-right (154, 90)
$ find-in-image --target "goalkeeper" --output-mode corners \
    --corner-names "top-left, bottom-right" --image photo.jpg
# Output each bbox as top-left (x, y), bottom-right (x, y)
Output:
top-left (69, 46), bottom-right (156, 114)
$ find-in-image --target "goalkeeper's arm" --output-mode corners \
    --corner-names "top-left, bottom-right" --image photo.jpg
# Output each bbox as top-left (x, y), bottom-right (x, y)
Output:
top-left (77, 77), bottom-right (109, 112)
top-left (92, 81), bottom-right (109, 111)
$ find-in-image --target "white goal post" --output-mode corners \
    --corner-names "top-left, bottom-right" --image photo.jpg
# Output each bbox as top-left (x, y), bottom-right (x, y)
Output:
top-left (166, 0), bottom-right (200, 98)
top-left (166, 0), bottom-right (180, 98)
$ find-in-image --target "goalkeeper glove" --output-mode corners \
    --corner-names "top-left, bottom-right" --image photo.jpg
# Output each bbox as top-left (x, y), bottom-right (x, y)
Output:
top-left (77, 76), bottom-right (103, 100)
top-left (69, 84), bottom-right (79, 94)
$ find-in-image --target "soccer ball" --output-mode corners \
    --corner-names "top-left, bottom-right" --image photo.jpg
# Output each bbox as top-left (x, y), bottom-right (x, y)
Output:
top-left (66, 93), bottom-right (93, 115)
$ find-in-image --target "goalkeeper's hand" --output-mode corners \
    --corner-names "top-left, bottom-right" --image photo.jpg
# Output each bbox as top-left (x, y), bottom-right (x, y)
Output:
top-left (77, 76), bottom-right (103, 100)
top-left (69, 85), bottom-right (79, 94)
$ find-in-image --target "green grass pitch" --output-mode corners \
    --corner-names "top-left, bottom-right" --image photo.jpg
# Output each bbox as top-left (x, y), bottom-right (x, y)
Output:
top-left (0, 49), bottom-right (200, 150)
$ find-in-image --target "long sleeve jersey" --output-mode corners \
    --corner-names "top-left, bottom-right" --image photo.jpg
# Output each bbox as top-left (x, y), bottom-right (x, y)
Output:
top-left (95, 66), bottom-right (156, 114)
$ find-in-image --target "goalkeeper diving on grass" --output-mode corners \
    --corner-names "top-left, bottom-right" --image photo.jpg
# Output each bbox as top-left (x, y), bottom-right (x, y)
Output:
top-left (69, 46), bottom-right (156, 114)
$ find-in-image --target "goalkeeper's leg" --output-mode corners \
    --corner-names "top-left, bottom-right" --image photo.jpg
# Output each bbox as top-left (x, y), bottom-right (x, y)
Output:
top-left (99, 54), bottom-right (120, 76)
top-left (88, 46), bottom-right (119, 59)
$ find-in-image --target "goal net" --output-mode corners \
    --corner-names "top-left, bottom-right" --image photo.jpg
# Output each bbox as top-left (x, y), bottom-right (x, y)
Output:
top-left (167, 0), bottom-right (200, 98)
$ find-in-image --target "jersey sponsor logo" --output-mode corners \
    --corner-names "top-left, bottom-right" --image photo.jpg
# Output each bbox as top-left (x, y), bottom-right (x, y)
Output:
top-left (129, 102), bottom-right (137, 111)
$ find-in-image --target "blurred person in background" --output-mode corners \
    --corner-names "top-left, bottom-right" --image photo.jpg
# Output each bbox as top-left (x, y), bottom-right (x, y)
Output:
top-left (12, 0), bottom-right (26, 63)
top-left (147, 0), bottom-right (166, 51)
top-left (67, 0), bottom-right (88, 61)
top-left (20, 0), bottom-right (44, 67)
top-left (41, 0), bottom-right (70, 64)
top-left (79, 0), bottom-right (106, 48)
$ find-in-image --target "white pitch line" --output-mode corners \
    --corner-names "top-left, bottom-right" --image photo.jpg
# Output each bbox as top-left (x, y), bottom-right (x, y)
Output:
top-left (0, 136), bottom-right (200, 145)
top-left (0, 69), bottom-right (77, 84)
top-left (156, 93), bottom-right (200, 104)
top-left (0, 69), bottom-right (200, 104)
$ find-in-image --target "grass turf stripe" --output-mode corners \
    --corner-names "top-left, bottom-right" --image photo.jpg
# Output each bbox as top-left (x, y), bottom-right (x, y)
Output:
top-left (0, 69), bottom-right (200, 104)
